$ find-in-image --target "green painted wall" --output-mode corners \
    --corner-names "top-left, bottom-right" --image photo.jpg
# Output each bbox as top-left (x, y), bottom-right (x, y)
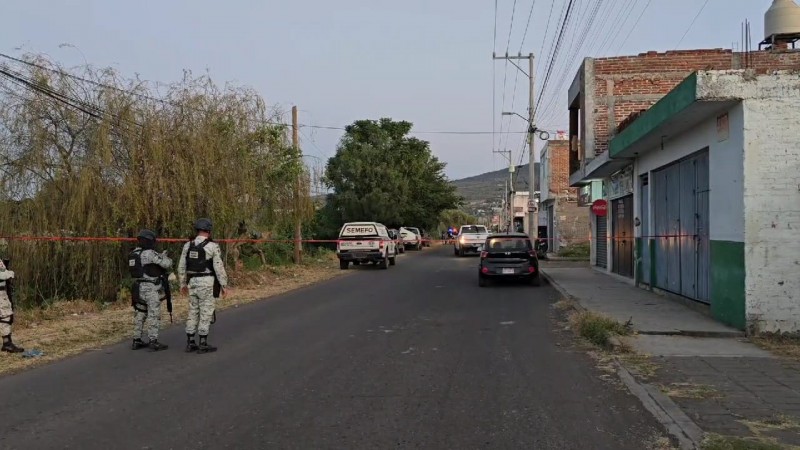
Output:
top-left (710, 240), bottom-right (746, 330)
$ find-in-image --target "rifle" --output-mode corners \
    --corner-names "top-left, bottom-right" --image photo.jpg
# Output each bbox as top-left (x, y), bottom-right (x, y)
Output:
top-left (211, 269), bottom-right (220, 325)
top-left (162, 272), bottom-right (173, 323)
top-left (2, 259), bottom-right (13, 311)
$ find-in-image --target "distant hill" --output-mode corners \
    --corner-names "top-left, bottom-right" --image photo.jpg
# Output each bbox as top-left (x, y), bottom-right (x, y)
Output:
top-left (452, 163), bottom-right (539, 209)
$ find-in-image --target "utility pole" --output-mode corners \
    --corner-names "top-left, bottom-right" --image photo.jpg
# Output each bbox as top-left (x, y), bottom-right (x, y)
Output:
top-left (494, 52), bottom-right (540, 238)
top-left (292, 106), bottom-right (302, 264)
top-left (527, 53), bottom-right (538, 241)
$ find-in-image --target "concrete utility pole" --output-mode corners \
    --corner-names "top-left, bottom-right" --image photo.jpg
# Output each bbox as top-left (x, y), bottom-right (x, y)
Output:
top-left (495, 52), bottom-right (541, 238)
top-left (527, 54), bottom-right (538, 241)
top-left (292, 106), bottom-right (302, 264)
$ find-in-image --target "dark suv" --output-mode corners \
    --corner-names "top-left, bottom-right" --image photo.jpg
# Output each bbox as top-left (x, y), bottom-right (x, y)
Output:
top-left (478, 233), bottom-right (541, 287)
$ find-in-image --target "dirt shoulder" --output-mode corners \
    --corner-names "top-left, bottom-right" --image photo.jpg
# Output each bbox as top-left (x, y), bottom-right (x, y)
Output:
top-left (0, 255), bottom-right (346, 376)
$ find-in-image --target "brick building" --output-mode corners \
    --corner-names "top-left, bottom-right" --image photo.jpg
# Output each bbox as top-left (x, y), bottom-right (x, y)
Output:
top-left (566, 47), bottom-right (800, 333)
top-left (539, 137), bottom-right (589, 254)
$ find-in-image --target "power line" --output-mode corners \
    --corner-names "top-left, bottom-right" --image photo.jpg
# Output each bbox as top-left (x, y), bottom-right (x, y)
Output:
top-left (535, 0), bottom-right (577, 115)
top-left (616, 0), bottom-right (653, 53)
top-left (675, 0), bottom-right (710, 49)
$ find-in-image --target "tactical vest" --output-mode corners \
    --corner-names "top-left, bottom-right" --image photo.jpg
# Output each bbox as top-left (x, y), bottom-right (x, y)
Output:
top-left (185, 240), bottom-right (213, 273)
top-left (128, 248), bottom-right (165, 279)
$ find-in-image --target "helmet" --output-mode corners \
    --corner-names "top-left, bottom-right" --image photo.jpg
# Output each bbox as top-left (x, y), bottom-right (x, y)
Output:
top-left (194, 218), bottom-right (213, 232)
top-left (137, 229), bottom-right (156, 241)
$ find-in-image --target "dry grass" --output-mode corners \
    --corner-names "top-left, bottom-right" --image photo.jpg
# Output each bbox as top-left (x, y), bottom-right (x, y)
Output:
top-left (701, 434), bottom-right (787, 450)
top-left (753, 334), bottom-right (800, 361)
top-left (0, 255), bottom-right (344, 376)
top-left (740, 415), bottom-right (800, 436)
top-left (660, 382), bottom-right (722, 400)
top-left (619, 353), bottom-right (660, 380)
top-left (646, 434), bottom-right (678, 450)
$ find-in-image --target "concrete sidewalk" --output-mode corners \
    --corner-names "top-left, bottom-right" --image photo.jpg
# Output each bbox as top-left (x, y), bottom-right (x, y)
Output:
top-left (542, 267), bottom-right (741, 337)
top-left (542, 266), bottom-right (800, 448)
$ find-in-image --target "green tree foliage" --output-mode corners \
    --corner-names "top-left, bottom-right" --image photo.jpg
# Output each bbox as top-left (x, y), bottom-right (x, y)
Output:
top-left (323, 118), bottom-right (460, 231)
top-left (437, 209), bottom-right (478, 233)
top-left (0, 55), bottom-right (313, 306)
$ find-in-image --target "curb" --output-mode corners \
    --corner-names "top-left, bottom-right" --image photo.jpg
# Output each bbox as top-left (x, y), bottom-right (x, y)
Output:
top-left (541, 270), bottom-right (744, 338)
top-left (543, 269), bottom-right (706, 449)
top-left (540, 271), bottom-right (587, 313)
top-left (616, 362), bottom-right (705, 450)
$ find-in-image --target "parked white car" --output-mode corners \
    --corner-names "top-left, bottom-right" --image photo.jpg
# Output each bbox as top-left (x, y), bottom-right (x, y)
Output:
top-left (454, 224), bottom-right (490, 256)
top-left (399, 227), bottom-right (422, 251)
top-left (336, 222), bottom-right (397, 270)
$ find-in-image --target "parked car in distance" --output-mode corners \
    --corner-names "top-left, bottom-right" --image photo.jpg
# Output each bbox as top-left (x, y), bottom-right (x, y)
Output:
top-left (454, 224), bottom-right (490, 256)
top-left (478, 233), bottom-right (541, 287)
top-left (400, 227), bottom-right (422, 251)
top-left (419, 229), bottom-right (432, 247)
top-left (388, 229), bottom-right (405, 253)
top-left (336, 222), bottom-right (397, 270)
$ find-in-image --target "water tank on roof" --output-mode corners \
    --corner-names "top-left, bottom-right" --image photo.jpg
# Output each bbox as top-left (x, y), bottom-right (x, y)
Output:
top-left (765, 0), bottom-right (800, 39)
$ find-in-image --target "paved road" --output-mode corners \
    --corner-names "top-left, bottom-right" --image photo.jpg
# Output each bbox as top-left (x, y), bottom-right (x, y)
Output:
top-left (0, 247), bottom-right (665, 449)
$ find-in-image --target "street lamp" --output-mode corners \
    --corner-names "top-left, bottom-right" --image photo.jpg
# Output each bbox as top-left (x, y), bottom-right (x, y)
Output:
top-left (501, 111), bottom-right (550, 140)
top-left (502, 111), bottom-right (548, 239)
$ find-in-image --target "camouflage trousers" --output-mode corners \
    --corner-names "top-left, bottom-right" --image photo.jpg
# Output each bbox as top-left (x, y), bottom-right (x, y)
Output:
top-left (0, 291), bottom-right (13, 337)
top-left (186, 280), bottom-right (215, 336)
top-left (132, 284), bottom-right (163, 341)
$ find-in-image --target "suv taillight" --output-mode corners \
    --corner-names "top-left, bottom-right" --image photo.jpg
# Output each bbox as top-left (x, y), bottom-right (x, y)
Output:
top-left (379, 240), bottom-right (385, 248)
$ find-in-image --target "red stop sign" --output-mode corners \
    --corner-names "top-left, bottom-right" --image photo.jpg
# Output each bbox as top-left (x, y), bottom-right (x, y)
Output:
top-left (591, 199), bottom-right (608, 216)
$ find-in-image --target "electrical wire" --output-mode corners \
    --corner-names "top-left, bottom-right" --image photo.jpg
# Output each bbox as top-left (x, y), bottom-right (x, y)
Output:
top-left (675, 0), bottom-right (711, 49)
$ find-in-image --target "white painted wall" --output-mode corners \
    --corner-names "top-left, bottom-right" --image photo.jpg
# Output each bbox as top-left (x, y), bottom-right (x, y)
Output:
top-left (743, 97), bottom-right (800, 333)
top-left (633, 103), bottom-right (745, 244)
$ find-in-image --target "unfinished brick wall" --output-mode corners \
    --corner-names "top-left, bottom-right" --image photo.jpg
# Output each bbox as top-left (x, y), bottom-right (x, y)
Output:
top-left (554, 197), bottom-right (590, 250)
top-left (544, 140), bottom-right (575, 198)
top-left (584, 49), bottom-right (800, 157)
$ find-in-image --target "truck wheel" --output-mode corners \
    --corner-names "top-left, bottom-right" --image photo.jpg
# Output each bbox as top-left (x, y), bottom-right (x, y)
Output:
top-left (339, 260), bottom-right (349, 270)
top-left (458, 248), bottom-right (464, 257)
top-left (454, 247), bottom-right (459, 256)
top-left (381, 257), bottom-right (389, 270)
top-left (390, 255), bottom-right (396, 266)
top-left (529, 273), bottom-right (541, 286)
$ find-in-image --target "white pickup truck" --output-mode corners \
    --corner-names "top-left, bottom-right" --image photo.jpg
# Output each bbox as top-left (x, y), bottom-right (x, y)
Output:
top-left (336, 222), bottom-right (397, 270)
top-left (454, 224), bottom-right (490, 257)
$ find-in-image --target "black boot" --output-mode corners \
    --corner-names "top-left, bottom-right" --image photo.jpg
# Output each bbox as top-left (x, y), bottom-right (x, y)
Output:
top-left (185, 333), bottom-right (198, 353)
top-left (1, 335), bottom-right (24, 353)
top-left (197, 335), bottom-right (216, 354)
top-left (131, 338), bottom-right (148, 350)
top-left (148, 339), bottom-right (168, 351)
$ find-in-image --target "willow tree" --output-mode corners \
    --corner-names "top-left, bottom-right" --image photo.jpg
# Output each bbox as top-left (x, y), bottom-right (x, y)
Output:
top-left (0, 55), bottom-right (313, 307)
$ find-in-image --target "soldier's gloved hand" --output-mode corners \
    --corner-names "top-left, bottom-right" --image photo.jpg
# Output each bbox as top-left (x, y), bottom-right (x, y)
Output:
top-left (221, 287), bottom-right (228, 298)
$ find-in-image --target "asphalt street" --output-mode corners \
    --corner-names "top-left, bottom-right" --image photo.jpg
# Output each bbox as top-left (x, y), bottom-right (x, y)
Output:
top-left (0, 247), bottom-right (665, 449)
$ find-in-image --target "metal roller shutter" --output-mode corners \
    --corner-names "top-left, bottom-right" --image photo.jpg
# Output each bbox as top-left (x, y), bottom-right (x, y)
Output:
top-left (596, 215), bottom-right (607, 269)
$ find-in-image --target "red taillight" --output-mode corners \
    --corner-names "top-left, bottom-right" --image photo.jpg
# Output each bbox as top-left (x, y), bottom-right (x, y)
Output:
top-left (528, 266), bottom-right (536, 273)
top-left (379, 240), bottom-right (385, 249)
top-left (481, 267), bottom-right (489, 274)
top-left (480, 251), bottom-right (488, 259)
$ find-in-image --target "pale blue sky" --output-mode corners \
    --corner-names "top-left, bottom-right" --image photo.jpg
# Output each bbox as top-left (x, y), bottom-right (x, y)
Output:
top-left (1, 0), bottom-right (776, 179)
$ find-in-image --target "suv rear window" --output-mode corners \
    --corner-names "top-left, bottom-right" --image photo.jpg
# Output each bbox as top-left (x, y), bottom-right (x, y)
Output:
top-left (486, 238), bottom-right (531, 251)
top-left (461, 226), bottom-right (487, 234)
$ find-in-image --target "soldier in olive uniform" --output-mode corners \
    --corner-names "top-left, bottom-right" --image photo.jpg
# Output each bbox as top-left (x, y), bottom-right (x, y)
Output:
top-left (129, 229), bottom-right (173, 351)
top-left (178, 218), bottom-right (228, 354)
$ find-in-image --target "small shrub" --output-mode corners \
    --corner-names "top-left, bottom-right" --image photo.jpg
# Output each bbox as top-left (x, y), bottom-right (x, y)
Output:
top-left (558, 243), bottom-right (590, 258)
top-left (572, 311), bottom-right (631, 348)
